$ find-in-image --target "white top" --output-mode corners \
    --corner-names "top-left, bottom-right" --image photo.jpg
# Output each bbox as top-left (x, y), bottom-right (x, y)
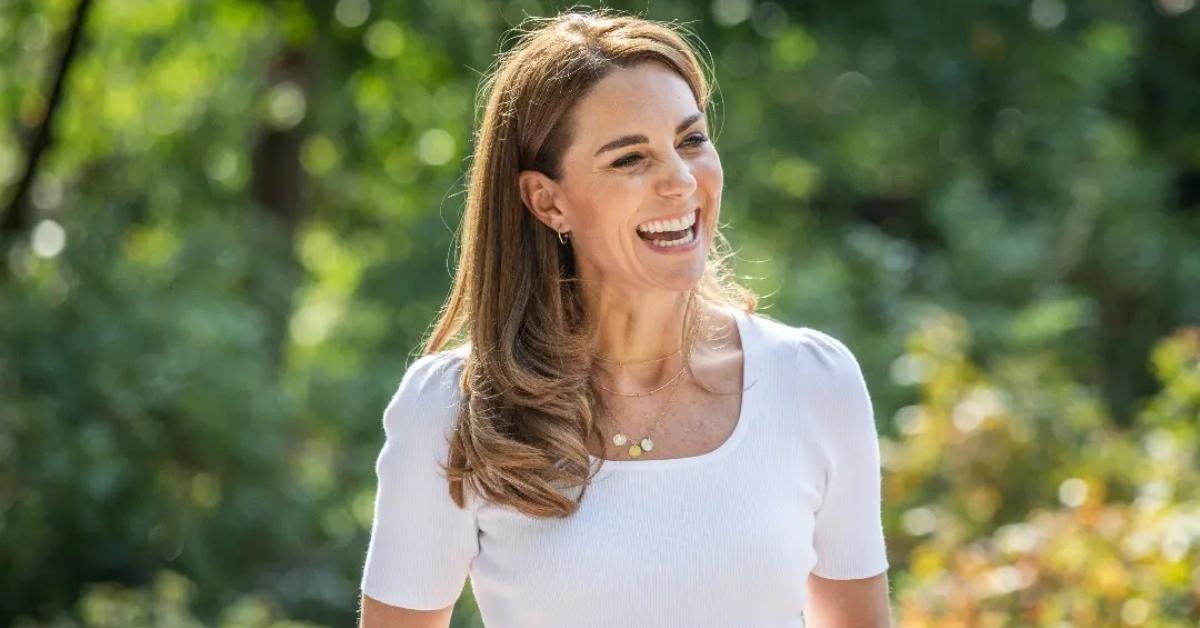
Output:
top-left (361, 308), bottom-right (889, 627)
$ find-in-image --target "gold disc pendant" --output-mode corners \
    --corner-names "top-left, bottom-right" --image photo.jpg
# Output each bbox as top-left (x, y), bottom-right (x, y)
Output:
top-left (628, 444), bottom-right (643, 457)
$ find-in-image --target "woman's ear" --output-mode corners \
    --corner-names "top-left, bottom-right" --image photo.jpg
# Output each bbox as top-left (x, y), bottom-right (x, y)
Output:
top-left (518, 169), bottom-right (570, 233)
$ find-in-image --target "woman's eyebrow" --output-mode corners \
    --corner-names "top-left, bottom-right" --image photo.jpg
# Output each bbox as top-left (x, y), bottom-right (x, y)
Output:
top-left (593, 112), bottom-right (705, 156)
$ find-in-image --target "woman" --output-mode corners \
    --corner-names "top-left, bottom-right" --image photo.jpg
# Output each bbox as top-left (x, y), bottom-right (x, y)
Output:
top-left (360, 9), bottom-right (891, 628)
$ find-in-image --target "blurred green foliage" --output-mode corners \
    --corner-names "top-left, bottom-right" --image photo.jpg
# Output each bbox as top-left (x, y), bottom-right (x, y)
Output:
top-left (888, 313), bottom-right (1199, 625)
top-left (0, 0), bottom-right (1197, 625)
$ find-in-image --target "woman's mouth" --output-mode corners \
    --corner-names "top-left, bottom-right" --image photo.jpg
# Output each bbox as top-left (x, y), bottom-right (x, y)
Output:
top-left (636, 209), bottom-right (701, 252)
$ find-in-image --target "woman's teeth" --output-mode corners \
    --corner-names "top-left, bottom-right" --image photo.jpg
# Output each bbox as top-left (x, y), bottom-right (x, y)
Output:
top-left (637, 210), bottom-right (697, 234)
top-left (635, 209), bottom-right (699, 248)
top-left (649, 226), bottom-right (695, 247)
top-left (639, 223), bottom-right (696, 248)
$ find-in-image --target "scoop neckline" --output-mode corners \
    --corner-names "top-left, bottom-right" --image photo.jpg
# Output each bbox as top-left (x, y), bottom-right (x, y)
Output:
top-left (587, 306), bottom-right (755, 472)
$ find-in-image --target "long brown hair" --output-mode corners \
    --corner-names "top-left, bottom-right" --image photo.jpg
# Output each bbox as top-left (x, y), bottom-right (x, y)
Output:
top-left (425, 9), bottom-right (756, 519)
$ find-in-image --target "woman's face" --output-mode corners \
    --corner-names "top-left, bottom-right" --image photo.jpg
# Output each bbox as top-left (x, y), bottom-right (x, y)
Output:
top-left (520, 61), bottom-right (724, 294)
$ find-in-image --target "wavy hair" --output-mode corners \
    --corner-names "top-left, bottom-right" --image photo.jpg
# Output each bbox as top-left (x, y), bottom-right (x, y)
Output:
top-left (425, 9), bottom-right (756, 519)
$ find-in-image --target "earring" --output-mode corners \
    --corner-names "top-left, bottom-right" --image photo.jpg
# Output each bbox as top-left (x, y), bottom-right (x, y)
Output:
top-left (557, 229), bottom-right (570, 244)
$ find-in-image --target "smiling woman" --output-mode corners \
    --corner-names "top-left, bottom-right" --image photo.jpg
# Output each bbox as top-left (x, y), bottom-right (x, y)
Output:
top-left (359, 9), bottom-right (892, 628)
top-left (519, 60), bottom-right (721, 286)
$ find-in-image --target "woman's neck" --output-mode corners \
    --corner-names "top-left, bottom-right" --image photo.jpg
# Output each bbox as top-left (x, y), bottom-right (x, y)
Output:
top-left (582, 285), bottom-right (697, 387)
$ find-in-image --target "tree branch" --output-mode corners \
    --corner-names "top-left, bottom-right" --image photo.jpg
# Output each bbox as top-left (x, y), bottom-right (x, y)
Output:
top-left (1, 0), bottom-right (95, 246)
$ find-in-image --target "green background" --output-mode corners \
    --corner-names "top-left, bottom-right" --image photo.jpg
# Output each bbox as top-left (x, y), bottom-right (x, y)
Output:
top-left (2, 0), bottom-right (1198, 625)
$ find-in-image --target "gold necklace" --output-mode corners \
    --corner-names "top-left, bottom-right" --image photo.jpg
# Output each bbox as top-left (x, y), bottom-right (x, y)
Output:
top-left (593, 362), bottom-right (686, 397)
top-left (594, 347), bottom-right (681, 365)
top-left (604, 368), bottom-right (684, 458)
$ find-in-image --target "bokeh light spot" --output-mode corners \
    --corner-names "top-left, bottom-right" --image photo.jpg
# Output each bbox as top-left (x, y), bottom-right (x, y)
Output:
top-left (265, 81), bottom-right (307, 130)
top-left (334, 0), bottom-right (370, 28)
top-left (711, 0), bottom-right (752, 27)
top-left (31, 219), bottom-right (66, 259)
top-left (751, 2), bottom-right (788, 39)
top-left (417, 129), bottom-right (455, 166)
top-left (1058, 477), bottom-right (1088, 508)
top-left (364, 20), bottom-right (405, 58)
top-left (1030, 0), bottom-right (1067, 29)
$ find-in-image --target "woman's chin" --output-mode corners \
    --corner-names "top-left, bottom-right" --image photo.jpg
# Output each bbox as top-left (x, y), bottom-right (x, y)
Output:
top-left (646, 259), bottom-right (708, 293)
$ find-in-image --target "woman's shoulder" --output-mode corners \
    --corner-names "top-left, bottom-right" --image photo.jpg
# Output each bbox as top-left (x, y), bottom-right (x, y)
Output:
top-left (744, 310), bottom-right (863, 377)
top-left (382, 345), bottom-right (471, 435)
top-left (399, 344), bottom-right (470, 389)
top-left (745, 312), bottom-right (876, 447)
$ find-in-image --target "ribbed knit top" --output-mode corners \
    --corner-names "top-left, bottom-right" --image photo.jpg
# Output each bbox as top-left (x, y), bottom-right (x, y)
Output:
top-left (360, 307), bottom-right (889, 627)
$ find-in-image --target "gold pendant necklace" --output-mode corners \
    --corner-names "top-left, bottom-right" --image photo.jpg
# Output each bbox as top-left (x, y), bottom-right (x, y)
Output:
top-left (605, 369), bottom-right (683, 458)
top-left (594, 293), bottom-right (699, 458)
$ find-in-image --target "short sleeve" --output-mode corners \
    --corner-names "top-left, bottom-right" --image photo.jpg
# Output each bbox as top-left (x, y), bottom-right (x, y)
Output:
top-left (800, 329), bottom-right (890, 580)
top-left (360, 350), bottom-right (480, 610)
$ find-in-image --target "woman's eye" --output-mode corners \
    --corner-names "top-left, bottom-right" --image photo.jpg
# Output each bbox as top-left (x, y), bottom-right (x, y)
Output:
top-left (612, 153), bottom-right (643, 168)
top-left (611, 134), bottom-right (709, 169)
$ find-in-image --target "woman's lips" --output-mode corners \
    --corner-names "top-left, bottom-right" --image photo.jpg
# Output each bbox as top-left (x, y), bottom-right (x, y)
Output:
top-left (635, 208), bottom-right (700, 241)
top-left (637, 209), bottom-right (701, 253)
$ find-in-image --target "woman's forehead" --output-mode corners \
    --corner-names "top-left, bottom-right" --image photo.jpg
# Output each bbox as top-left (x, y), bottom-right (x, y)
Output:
top-left (570, 63), bottom-right (702, 142)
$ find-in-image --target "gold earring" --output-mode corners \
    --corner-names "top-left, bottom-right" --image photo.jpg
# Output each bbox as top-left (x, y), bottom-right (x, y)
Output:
top-left (557, 229), bottom-right (570, 244)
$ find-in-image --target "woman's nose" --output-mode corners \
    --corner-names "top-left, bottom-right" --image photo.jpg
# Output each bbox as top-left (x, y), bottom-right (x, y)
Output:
top-left (656, 153), bottom-right (698, 198)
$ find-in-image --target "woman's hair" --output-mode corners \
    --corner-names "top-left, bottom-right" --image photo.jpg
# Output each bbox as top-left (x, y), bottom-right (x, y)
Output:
top-left (424, 8), bottom-right (757, 519)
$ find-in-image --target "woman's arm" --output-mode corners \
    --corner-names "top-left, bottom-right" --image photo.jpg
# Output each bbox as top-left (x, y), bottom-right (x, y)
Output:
top-left (359, 593), bottom-right (453, 628)
top-left (805, 571), bottom-right (893, 627)
top-left (359, 352), bottom-right (479, 619)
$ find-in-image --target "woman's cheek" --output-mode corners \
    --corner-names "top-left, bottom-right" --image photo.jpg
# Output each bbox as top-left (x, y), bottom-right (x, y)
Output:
top-left (696, 156), bottom-right (722, 196)
top-left (697, 153), bottom-right (723, 231)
